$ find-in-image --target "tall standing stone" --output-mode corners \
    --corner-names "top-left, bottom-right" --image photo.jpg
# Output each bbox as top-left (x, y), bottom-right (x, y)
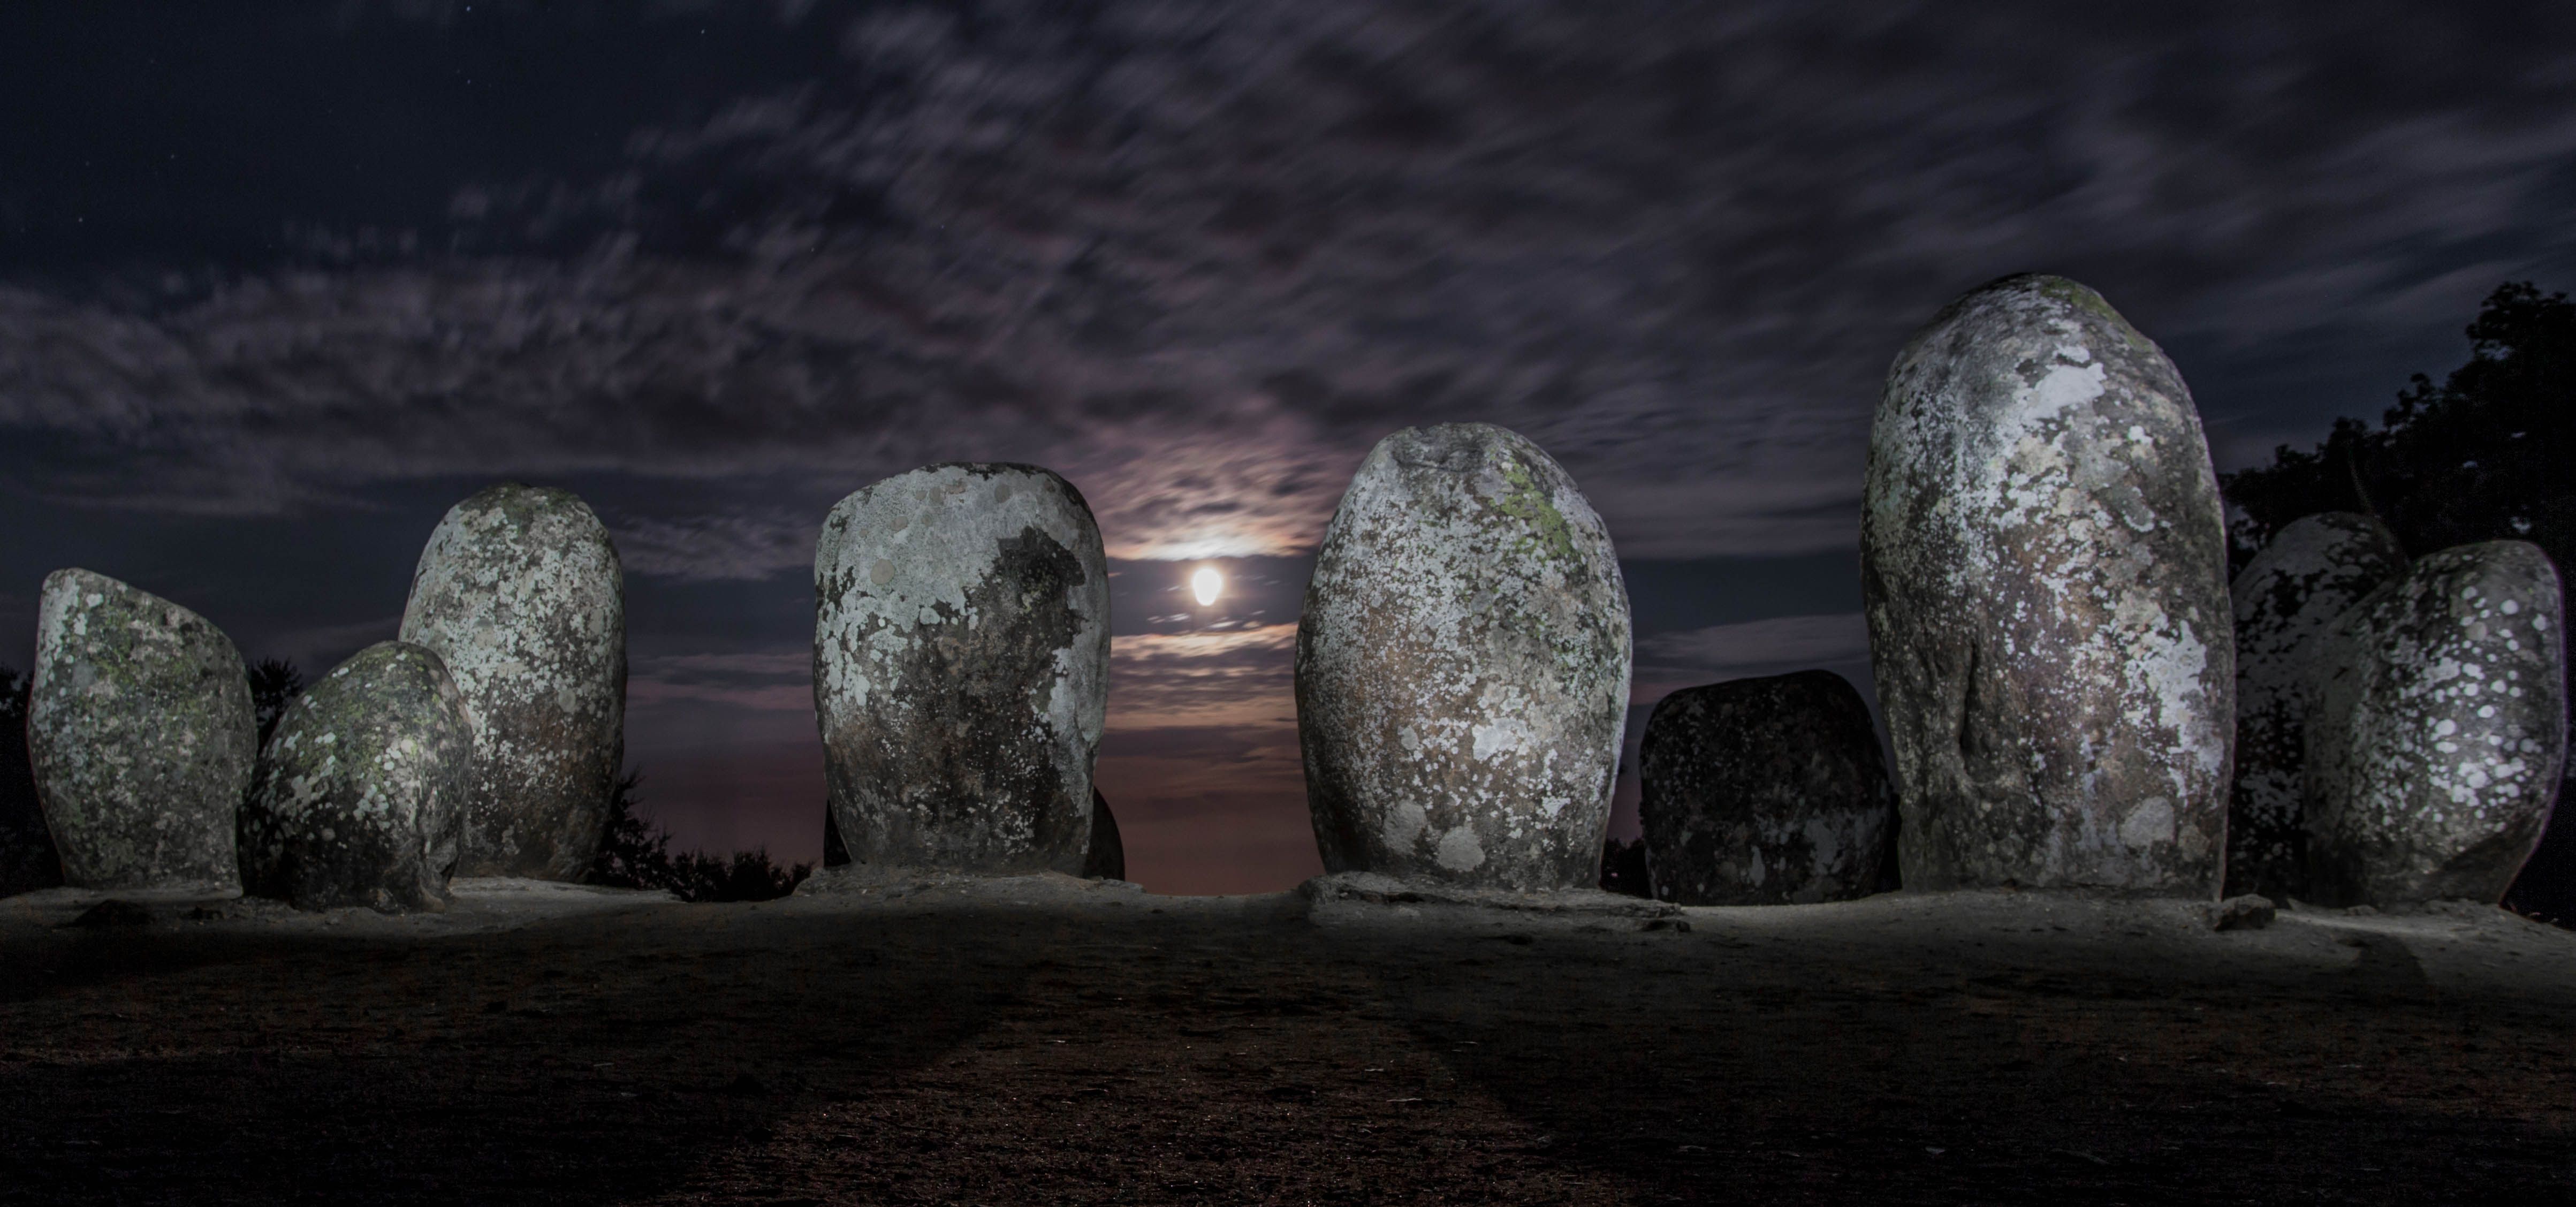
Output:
top-left (400, 484), bottom-right (626, 880)
top-left (1296, 423), bottom-right (1632, 890)
top-left (1638, 670), bottom-right (1897, 905)
top-left (239, 642), bottom-right (472, 912)
top-left (813, 464), bottom-right (1108, 874)
top-left (2226, 513), bottom-right (2407, 899)
top-left (1862, 274), bottom-right (2235, 895)
top-left (26, 569), bottom-right (254, 893)
top-left (2304, 541), bottom-right (2565, 906)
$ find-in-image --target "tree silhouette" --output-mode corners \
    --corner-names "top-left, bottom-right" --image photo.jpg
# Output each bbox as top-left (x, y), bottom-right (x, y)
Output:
top-left (0, 664), bottom-right (62, 897)
top-left (246, 658), bottom-right (306, 749)
top-left (587, 769), bottom-right (810, 902)
top-left (2223, 280), bottom-right (2573, 923)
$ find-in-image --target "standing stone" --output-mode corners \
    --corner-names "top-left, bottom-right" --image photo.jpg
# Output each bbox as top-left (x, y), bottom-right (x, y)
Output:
top-left (26, 569), bottom-right (254, 893)
top-left (1296, 423), bottom-right (1632, 890)
top-left (1638, 670), bottom-right (1897, 905)
top-left (1083, 787), bottom-right (1126, 881)
top-left (2304, 541), bottom-right (2565, 906)
top-left (813, 464), bottom-right (1108, 874)
top-left (400, 484), bottom-right (626, 880)
top-left (239, 642), bottom-right (472, 913)
top-left (1862, 274), bottom-right (2235, 895)
top-left (2226, 513), bottom-right (2408, 899)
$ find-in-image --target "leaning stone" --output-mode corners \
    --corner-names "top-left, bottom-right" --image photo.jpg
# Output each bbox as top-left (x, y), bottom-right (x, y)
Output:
top-left (1296, 423), bottom-right (1632, 891)
top-left (400, 484), bottom-right (626, 881)
top-left (26, 568), bottom-right (254, 893)
top-left (239, 642), bottom-right (472, 913)
top-left (1863, 274), bottom-right (2234, 895)
top-left (2304, 541), bottom-right (2565, 907)
top-left (1083, 788), bottom-right (1126, 881)
top-left (2226, 513), bottom-right (2407, 899)
top-left (1639, 670), bottom-right (1897, 905)
top-left (813, 464), bottom-right (1109, 874)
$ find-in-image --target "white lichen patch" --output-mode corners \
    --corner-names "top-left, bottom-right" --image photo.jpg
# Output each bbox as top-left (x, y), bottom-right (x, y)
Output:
top-left (26, 568), bottom-right (254, 892)
top-left (1861, 275), bottom-right (2233, 895)
top-left (812, 463), bottom-right (1109, 874)
top-left (2304, 541), bottom-right (2565, 906)
top-left (1296, 423), bottom-right (1631, 891)
top-left (400, 484), bottom-right (626, 880)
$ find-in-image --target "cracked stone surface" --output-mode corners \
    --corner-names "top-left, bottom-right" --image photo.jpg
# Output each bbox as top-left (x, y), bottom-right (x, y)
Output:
top-left (1639, 670), bottom-right (1897, 906)
top-left (1863, 274), bottom-right (2235, 895)
top-left (2304, 541), bottom-right (2566, 907)
top-left (1296, 423), bottom-right (1631, 891)
top-left (2226, 513), bottom-right (2408, 900)
top-left (27, 568), bottom-right (253, 893)
top-left (813, 463), bottom-right (1109, 875)
top-left (400, 484), bottom-right (627, 881)
top-left (239, 641), bottom-right (472, 913)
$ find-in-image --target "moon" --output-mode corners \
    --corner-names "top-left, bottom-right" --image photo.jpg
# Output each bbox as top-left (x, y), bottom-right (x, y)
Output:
top-left (1191, 566), bottom-right (1223, 607)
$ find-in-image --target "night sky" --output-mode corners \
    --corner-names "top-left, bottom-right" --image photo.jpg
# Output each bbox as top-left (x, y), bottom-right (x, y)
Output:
top-left (4, 2), bottom-right (2571, 893)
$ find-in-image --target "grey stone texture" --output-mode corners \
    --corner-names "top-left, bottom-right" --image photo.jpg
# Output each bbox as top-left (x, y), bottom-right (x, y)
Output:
top-left (1296, 423), bottom-right (1632, 891)
top-left (400, 484), bottom-right (627, 881)
top-left (1083, 788), bottom-right (1126, 881)
top-left (1862, 274), bottom-right (2235, 895)
top-left (813, 464), bottom-right (1110, 875)
top-left (2225, 513), bottom-right (2408, 899)
top-left (27, 568), bottom-right (255, 892)
top-left (1638, 670), bottom-right (1897, 905)
top-left (2303, 541), bottom-right (2565, 907)
top-left (239, 642), bottom-right (473, 913)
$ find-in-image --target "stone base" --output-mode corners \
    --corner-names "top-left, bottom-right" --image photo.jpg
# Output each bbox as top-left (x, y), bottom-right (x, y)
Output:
top-left (791, 863), bottom-right (1146, 902)
top-left (1297, 871), bottom-right (1681, 920)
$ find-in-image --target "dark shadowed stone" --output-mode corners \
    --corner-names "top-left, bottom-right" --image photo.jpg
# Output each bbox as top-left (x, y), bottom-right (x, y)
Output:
top-left (400, 484), bottom-right (626, 881)
top-left (1862, 274), bottom-right (2234, 896)
top-left (1083, 787), bottom-right (1126, 881)
top-left (27, 568), bottom-right (254, 892)
top-left (239, 642), bottom-right (472, 913)
top-left (1638, 670), bottom-right (1897, 905)
top-left (2304, 541), bottom-right (2566, 907)
top-left (2226, 513), bottom-right (2408, 899)
top-left (822, 806), bottom-right (850, 868)
top-left (1296, 423), bottom-right (1632, 891)
top-left (813, 464), bottom-right (1109, 875)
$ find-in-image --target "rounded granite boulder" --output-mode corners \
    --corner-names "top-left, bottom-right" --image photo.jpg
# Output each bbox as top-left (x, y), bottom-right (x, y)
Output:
top-left (2304, 541), bottom-right (2565, 907)
top-left (399, 484), bottom-right (626, 881)
top-left (27, 568), bottom-right (254, 893)
top-left (1296, 423), bottom-right (1632, 891)
top-left (239, 642), bottom-right (472, 913)
top-left (1638, 670), bottom-right (1897, 906)
top-left (1862, 274), bottom-right (2235, 895)
top-left (2226, 513), bottom-right (2408, 899)
top-left (812, 464), bottom-right (1110, 875)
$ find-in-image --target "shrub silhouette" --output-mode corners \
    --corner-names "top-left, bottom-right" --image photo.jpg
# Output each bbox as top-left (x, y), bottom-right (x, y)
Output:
top-left (587, 769), bottom-right (810, 902)
top-left (0, 665), bottom-right (62, 897)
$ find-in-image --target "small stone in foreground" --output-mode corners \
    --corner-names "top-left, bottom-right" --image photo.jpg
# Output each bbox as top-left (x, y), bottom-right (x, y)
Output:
top-left (2210, 894), bottom-right (2277, 931)
top-left (239, 642), bottom-right (473, 913)
top-left (27, 568), bottom-right (255, 893)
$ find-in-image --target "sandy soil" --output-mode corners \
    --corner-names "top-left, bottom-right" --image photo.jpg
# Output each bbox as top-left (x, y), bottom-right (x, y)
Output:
top-left (3, 874), bottom-right (2571, 1205)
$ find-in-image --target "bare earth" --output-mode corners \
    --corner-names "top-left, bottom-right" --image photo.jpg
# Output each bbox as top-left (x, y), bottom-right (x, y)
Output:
top-left (3, 873), bottom-right (2571, 1205)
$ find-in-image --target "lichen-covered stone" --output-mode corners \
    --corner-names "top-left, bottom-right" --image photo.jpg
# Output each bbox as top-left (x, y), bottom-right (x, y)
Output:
top-left (813, 464), bottom-right (1109, 874)
top-left (1862, 274), bottom-right (2234, 895)
top-left (2303, 541), bottom-right (2565, 907)
top-left (400, 484), bottom-right (626, 880)
top-left (26, 568), bottom-right (254, 892)
top-left (1083, 787), bottom-right (1126, 881)
top-left (1296, 423), bottom-right (1632, 891)
top-left (1638, 670), bottom-right (1897, 905)
top-left (238, 642), bottom-right (472, 913)
top-left (2225, 513), bottom-right (2407, 899)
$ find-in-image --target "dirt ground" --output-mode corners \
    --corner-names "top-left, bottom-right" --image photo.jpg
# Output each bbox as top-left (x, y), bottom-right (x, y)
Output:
top-left (2, 873), bottom-right (2571, 1205)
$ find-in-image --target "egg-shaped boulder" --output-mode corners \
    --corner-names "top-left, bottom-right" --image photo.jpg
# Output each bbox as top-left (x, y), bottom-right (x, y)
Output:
top-left (2226, 513), bottom-right (2408, 899)
top-left (27, 568), bottom-right (254, 892)
top-left (813, 464), bottom-right (1109, 874)
top-left (238, 642), bottom-right (472, 913)
top-left (1861, 274), bottom-right (2235, 895)
top-left (399, 484), bottom-right (626, 881)
top-left (1639, 670), bottom-right (1897, 905)
top-left (1296, 423), bottom-right (1632, 890)
top-left (2304, 541), bottom-right (2565, 907)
